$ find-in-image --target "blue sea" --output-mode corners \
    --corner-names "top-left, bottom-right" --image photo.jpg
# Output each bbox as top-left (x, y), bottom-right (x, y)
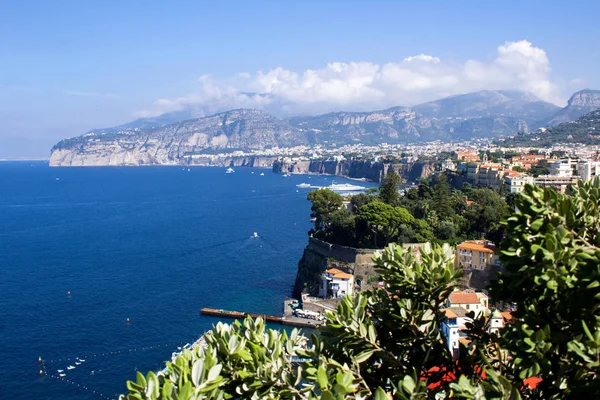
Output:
top-left (0, 162), bottom-right (376, 400)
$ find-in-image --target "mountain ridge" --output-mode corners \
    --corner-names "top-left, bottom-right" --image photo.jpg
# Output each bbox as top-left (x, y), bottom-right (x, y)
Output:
top-left (49, 89), bottom-right (596, 166)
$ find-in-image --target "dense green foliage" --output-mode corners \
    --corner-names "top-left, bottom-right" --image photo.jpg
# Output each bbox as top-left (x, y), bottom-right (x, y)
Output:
top-left (121, 178), bottom-right (600, 399)
top-left (311, 171), bottom-right (510, 248)
top-left (499, 109), bottom-right (600, 147)
top-left (307, 189), bottom-right (344, 232)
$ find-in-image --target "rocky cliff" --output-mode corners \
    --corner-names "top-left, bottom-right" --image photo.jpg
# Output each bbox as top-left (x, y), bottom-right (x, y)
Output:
top-left (293, 238), bottom-right (381, 298)
top-left (543, 89), bottom-right (600, 126)
top-left (273, 159), bottom-right (436, 183)
top-left (50, 109), bottom-right (305, 166)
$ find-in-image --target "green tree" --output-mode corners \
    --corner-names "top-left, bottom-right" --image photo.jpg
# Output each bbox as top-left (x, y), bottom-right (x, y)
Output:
top-left (463, 188), bottom-right (510, 240)
top-left (307, 189), bottom-right (343, 232)
top-left (324, 209), bottom-right (356, 246)
top-left (379, 171), bottom-right (402, 206)
top-left (432, 173), bottom-right (454, 220)
top-left (358, 201), bottom-right (414, 247)
top-left (530, 160), bottom-right (549, 177)
top-left (350, 193), bottom-right (378, 213)
top-left (490, 179), bottom-right (600, 397)
top-left (461, 182), bottom-right (472, 197)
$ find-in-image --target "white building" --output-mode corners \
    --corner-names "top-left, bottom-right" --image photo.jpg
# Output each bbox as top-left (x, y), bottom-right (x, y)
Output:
top-left (575, 159), bottom-right (600, 181)
top-left (548, 158), bottom-right (575, 177)
top-left (442, 159), bottom-right (457, 171)
top-left (321, 268), bottom-right (354, 298)
top-left (489, 310), bottom-right (504, 334)
top-left (440, 290), bottom-right (504, 357)
top-left (446, 290), bottom-right (490, 316)
top-left (441, 307), bottom-right (471, 354)
top-left (505, 174), bottom-right (534, 193)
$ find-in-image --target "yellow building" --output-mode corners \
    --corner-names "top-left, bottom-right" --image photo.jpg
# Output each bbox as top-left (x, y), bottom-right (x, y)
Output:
top-left (455, 240), bottom-right (499, 270)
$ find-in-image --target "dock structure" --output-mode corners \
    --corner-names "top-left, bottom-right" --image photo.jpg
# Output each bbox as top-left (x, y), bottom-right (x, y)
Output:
top-left (200, 308), bottom-right (283, 323)
top-left (200, 303), bottom-right (324, 329)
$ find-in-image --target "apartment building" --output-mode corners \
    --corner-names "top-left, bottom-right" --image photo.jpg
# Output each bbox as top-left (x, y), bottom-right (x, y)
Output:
top-left (504, 172), bottom-right (535, 193)
top-left (454, 151), bottom-right (480, 163)
top-left (467, 163), bottom-right (504, 189)
top-left (455, 240), bottom-right (499, 270)
top-left (534, 175), bottom-right (578, 193)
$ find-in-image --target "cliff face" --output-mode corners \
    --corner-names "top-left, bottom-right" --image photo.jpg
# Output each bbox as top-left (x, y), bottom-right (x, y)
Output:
top-left (273, 160), bottom-right (387, 182)
top-left (273, 160), bottom-right (436, 183)
top-left (293, 238), bottom-right (380, 298)
top-left (50, 109), bottom-right (306, 166)
top-left (187, 156), bottom-right (277, 168)
top-left (544, 89), bottom-right (600, 126)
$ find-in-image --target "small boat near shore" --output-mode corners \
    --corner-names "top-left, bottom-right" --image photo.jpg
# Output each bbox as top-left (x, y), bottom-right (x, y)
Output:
top-left (296, 183), bottom-right (311, 188)
top-left (225, 167), bottom-right (235, 174)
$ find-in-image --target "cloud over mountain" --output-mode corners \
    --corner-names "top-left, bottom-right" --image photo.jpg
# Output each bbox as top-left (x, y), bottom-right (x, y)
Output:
top-left (136, 40), bottom-right (562, 118)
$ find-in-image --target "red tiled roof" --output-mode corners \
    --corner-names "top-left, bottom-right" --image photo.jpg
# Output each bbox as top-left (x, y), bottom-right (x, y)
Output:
top-left (449, 291), bottom-right (481, 304)
top-left (443, 309), bottom-right (457, 318)
top-left (457, 241), bottom-right (495, 253)
top-left (326, 268), bottom-right (352, 280)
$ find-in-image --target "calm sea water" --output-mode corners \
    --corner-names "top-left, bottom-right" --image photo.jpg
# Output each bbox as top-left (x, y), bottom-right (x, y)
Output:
top-left (0, 162), bottom-right (375, 400)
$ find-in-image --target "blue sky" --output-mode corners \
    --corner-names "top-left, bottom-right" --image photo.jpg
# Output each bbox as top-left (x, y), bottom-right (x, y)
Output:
top-left (1, 0), bottom-right (599, 158)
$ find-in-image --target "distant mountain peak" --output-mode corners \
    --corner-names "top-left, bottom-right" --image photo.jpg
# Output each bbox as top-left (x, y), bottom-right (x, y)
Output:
top-left (566, 89), bottom-right (600, 107)
top-left (543, 89), bottom-right (600, 126)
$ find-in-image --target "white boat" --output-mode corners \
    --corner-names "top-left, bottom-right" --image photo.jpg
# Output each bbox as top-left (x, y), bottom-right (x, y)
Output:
top-left (296, 183), bottom-right (311, 188)
top-left (57, 369), bottom-right (64, 373)
top-left (328, 183), bottom-right (366, 191)
top-left (59, 373), bottom-right (66, 377)
top-left (75, 362), bottom-right (81, 365)
top-left (259, 172), bottom-right (265, 176)
top-left (253, 232), bottom-right (258, 238)
top-left (78, 359), bottom-right (85, 362)
top-left (225, 167), bottom-right (235, 174)
top-left (283, 173), bottom-right (291, 177)
top-left (67, 365), bottom-right (75, 370)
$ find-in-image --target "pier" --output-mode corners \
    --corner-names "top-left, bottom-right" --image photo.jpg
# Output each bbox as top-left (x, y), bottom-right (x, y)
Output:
top-left (200, 301), bottom-right (324, 329)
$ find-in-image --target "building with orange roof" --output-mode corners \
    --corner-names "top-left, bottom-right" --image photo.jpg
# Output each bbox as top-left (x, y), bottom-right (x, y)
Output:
top-left (321, 267), bottom-right (354, 298)
top-left (455, 240), bottom-right (500, 271)
top-left (447, 289), bottom-right (489, 316)
top-left (500, 311), bottom-right (514, 324)
top-left (453, 151), bottom-right (480, 163)
top-left (467, 162), bottom-right (506, 189)
top-left (441, 290), bottom-right (503, 357)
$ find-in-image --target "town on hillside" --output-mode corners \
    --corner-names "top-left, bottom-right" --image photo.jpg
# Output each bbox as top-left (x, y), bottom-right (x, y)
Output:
top-left (290, 142), bottom-right (600, 358)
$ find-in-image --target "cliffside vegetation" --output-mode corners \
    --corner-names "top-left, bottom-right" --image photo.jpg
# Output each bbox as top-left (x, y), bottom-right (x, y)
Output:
top-left (499, 109), bottom-right (600, 147)
top-left (121, 178), bottom-right (600, 399)
top-left (308, 171), bottom-right (510, 248)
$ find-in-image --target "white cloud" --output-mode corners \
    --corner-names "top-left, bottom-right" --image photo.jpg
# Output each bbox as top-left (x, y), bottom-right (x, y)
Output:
top-left (403, 54), bottom-right (441, 63)
top-left (136, 40), bottom-right (564, 118)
